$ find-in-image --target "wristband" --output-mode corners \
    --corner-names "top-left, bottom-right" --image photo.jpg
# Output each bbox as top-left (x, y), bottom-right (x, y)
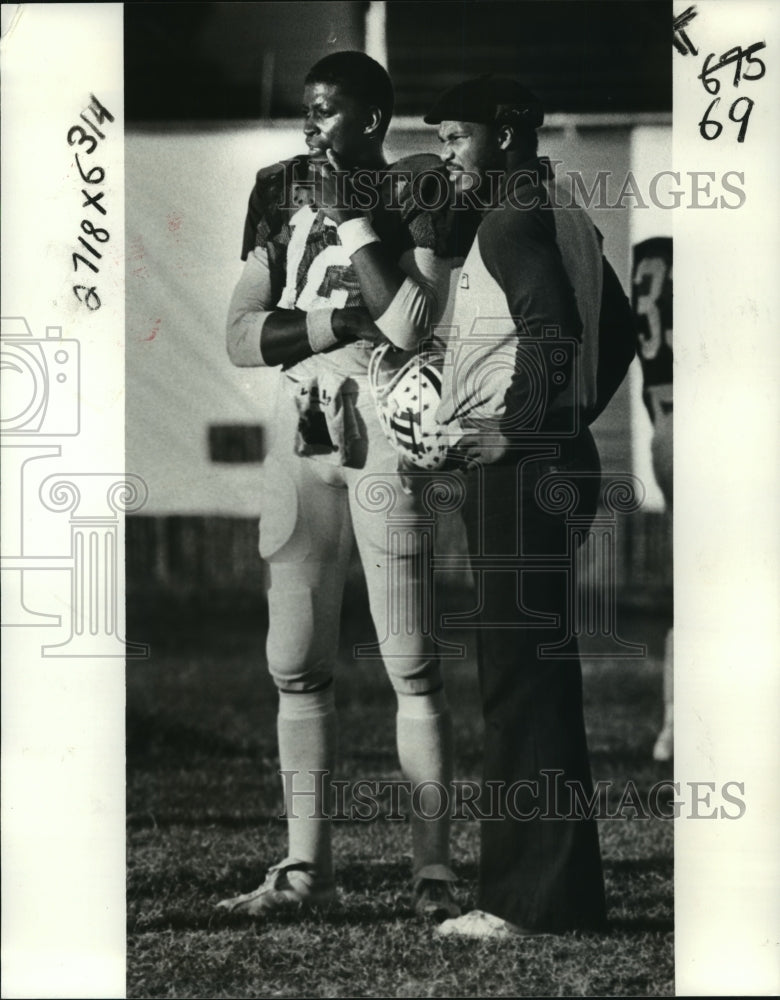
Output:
top-left (337, 216), bottom-right (379, 257)
top-left (306, 308), bottom-right (339, 353)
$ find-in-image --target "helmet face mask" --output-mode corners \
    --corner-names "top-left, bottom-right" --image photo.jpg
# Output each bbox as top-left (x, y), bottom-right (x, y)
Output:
top-left (368, 343), bottom-right (449, 471)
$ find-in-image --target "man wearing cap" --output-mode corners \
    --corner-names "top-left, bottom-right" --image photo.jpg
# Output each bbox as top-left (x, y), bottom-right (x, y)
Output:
top-left (424, 76), bottom-right (636, 938)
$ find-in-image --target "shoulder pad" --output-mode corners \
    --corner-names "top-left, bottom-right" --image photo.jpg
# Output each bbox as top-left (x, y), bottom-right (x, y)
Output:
top-left (388, 152), bottom-right (442, 176)
top-left (255, 160), bottom-right (286, 183)
top-left (391, 159), bottom-right (449, 217)
top-left (244, 156), bottom-right (309, 255)
top-left (254, 155), bottom-right (308, 204)
top-left (389, 157), bottom-right (475, 259)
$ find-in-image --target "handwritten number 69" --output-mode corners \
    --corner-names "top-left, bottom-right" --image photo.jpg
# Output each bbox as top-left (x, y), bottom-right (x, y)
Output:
top-left (699, 96), bottom-right (754, 143)
top-left (728, 97), bottom-right (755, 143)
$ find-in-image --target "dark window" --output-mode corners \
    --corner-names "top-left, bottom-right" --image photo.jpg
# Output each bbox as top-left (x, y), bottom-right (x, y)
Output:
top-left (125, 1), bottom-right (671, 121)
top-left (388, 1), bottom-right (672, 116)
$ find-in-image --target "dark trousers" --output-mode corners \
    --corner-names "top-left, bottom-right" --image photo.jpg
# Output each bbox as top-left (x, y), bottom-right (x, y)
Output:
top-left (462, 432), bottom-right (607, 932)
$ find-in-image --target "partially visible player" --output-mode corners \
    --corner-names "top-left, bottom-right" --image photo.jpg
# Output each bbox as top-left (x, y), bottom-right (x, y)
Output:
top-left (632, 237), bottom-right (674, 762)
top-left (216, 51), bottom-right (460, 921)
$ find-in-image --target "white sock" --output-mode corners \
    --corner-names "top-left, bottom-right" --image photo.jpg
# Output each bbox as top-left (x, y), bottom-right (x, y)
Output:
top-left (277, 686), bottom-right (336, 881)
top-left (395, 688), bottom-right (453, 877)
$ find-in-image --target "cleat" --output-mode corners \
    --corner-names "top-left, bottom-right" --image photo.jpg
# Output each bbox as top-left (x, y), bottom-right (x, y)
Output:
top-left (216, 857), bottom-right (335, 918)
top-left (412, 864), bottom-right (460, 922)
top-left (436, 909), bottom-right (547, 939)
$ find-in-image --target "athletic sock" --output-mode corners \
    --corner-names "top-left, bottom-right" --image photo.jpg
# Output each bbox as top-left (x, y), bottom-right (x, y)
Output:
top-left (395, 687), bottom-right (454, 877)
top-left (276, 686), bottom-right (337, 883)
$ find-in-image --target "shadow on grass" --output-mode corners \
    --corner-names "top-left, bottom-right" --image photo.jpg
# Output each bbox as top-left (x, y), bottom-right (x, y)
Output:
top-left (130, 903), bottom-right (401, 934)
top-left (127, 812), bottom-right (284, 830)
top-left (130, 855), bottom-right (483, 935)
top-left (605, 856), bottom-right (673, 875)
top-left (589, 747), bottom-right (674, 769)
top-left (607, 915), bottom-right (674, 934)
top-left (337, 859), bottom-right (479, 891)
top-left (131, 892), bottom-right (445, 934)
top-left (127, 597), bottom-right (674, 995)
top-left (130, 906), bottom-right (673, 937)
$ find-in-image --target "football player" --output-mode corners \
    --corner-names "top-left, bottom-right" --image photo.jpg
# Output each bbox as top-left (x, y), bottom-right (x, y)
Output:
top-left (217, 51), bottom-right (459, 920)
top-left (632, 237), bottom-right (674, 762)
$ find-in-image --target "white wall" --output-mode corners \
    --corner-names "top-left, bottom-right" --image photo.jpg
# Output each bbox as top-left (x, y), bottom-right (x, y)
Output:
top-left (126, 123), bottom-right (292, 515)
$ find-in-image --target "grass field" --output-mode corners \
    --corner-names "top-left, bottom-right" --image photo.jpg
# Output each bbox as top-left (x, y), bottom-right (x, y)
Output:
top-left (127, 594), bottom-right (673, 998)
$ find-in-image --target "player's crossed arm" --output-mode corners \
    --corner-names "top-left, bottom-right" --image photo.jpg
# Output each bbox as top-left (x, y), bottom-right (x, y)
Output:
top-left (311, 150), bottom-right (451, 350)
top-left (226, 245), bottom-right (378, 368)
top-left (227, 148), bottom-right (451, 369)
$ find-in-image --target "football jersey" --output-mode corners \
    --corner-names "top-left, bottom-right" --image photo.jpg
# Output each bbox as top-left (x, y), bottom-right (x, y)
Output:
top-left (632, 237), bottom-right (673, 392)
top-left (240, 154), bottom-right (455, 381)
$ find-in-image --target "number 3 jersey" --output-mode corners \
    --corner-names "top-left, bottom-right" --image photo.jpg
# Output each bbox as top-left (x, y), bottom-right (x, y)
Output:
top-left (234, 153), bottom-right (458, 382)
top-left (631, 237), bottom-right (673, 401)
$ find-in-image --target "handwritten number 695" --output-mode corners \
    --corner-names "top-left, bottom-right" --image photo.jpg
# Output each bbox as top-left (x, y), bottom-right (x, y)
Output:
top-left (699, 96), bottom-right (754, 143)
